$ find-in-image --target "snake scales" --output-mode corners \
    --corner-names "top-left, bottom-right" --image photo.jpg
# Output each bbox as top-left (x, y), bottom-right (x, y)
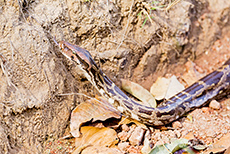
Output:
top-left (55, 39), bottom-right (230, 126)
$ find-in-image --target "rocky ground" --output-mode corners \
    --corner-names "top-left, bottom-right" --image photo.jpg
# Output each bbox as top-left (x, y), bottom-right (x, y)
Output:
top-left (0, 0), bottom-right (230, 153)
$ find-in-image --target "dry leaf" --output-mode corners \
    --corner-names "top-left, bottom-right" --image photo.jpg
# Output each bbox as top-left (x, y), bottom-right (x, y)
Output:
top-left (70, 98), bottom-right (121, 137)
top-left (121, 79), bottom-right (156, 108)
top-left (183, 132), bottom-right (195, 140)
top-left (150, 75), bottom-right (184, 100)
top-left (164, 75), bottom-right (185, 99)
top-left (224, 146), bottom-right (230, 154)
top-left (118, 117), bottom-right (148, 130)
top-left (150, 77), bottom-right (170, 100)
top-left (204, 133), bottom-right (230, 153)
top-left (74, 126), bottom-right (119, 153)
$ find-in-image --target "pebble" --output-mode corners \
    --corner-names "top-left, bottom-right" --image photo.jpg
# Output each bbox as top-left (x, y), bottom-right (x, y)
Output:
top-left (209, 100), bottom-right (221, 110)
top-left (129, 126), bottom-right (146, 146)
top-left (205, 137), bottom-right (213, 144)
top-left (172, 121), bottom-right (182, 129)
top-left (144, 130), bottom-right (151, 140)
top-left (161, 135), bottom-right (169, 144)
top-left (118, 124), bottom-right (135, 141)
top-left (121, 124), bottom-right (130, 132)
top-left (127, 145), bottom-right (142, 154)
top-left (201, 107), bottom-right (211, 114)
top-left (174, 130), bottom-right (181, 138)
top-left (118, 131), bottom-right (130, 141)
top-left (118, 142), bottom-right (129, 152)
top-left (152, 132), bottom-right (161, 141)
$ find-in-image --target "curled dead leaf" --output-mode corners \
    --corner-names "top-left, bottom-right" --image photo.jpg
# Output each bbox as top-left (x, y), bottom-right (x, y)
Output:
top-left (70, 98), bottom-right (121, 137)
top-left (74, 126), bottom-right (119, 153)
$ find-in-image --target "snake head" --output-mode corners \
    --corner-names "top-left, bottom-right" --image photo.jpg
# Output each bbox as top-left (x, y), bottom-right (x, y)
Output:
top-left (54, 37), bottom-right (98, 71)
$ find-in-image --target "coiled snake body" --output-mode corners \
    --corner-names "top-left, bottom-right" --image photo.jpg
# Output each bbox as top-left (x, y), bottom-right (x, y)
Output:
top-left (55, 39), bottom-right (230, 126)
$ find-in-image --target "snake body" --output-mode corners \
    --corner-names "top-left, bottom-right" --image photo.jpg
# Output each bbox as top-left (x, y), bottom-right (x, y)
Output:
top-left (55, 39), bottom-right (230, 126)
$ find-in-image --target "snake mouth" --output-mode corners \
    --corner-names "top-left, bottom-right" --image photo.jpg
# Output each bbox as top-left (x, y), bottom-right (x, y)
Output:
top-left (54, 37), bottom-right (94, 71)
top-left (54, 37), bottom-right (67, 51)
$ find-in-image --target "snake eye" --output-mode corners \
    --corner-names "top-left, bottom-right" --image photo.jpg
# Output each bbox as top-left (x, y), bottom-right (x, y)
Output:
top-left (71, 55), bottom-right (74, 59)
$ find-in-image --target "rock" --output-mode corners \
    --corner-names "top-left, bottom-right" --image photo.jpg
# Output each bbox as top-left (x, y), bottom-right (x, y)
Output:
top-left (129, 126), bottom-right (146, 146)
top-left (118, 131), bottom-right (130, 142)
top-left (209, 100), bottom-right (221, 110)
top-left (127, 145), bottom-right (142, 154)
top-left (174, 130), bottom-right (181, 138)
top-left (172, 121), bottom-right (183, 129)
top-left (121, 124), bottom-right (130, 132)
top-left (118, 142), bottom-right (130, 152)
top-left (118, 124), bottom-right (135, 141)
top-left (201, 107), bottom-right (212, 114)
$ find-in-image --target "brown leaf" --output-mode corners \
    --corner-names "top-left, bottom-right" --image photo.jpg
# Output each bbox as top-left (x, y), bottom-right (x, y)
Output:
top-left (224, 146), bottom-right (230, 154)
top-left (183, 132), bottom-right (195, 140)
top-left (165, 75), bottom-right (185, 99)
top-left (74, 126), bottom-right (119, 153)
top-left (70, 98), bottom-right (121, 137)
top-left (150, 77), bottom-right (170, 100)
top-left (150, 75), bottom-right (184, 100)
top-left (204, 133), bottom-right (230, 153)
top-left (121, 79), bottom-right (156, 108)
top-left (118, 117), bottom-right (148, 130)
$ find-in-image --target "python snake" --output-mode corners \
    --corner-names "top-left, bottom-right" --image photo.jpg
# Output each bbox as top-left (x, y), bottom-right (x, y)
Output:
top-left (55, 39), bottom-right (230, 126)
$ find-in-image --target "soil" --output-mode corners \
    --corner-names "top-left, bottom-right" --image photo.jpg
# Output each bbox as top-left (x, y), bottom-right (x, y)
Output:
top-left (0, 0), bottom-right (230, 153)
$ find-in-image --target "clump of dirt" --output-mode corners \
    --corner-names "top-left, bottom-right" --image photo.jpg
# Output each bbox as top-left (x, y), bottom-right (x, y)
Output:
top-left (0, 0), bottom-right (230, 153)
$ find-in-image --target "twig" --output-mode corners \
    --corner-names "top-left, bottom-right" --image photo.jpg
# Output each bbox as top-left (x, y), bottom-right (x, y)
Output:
top-left (165, 0), bottom-right (181, 12)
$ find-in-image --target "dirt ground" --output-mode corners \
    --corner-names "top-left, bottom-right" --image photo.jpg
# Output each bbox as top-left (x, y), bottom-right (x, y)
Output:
top-left (0, 0), bottom-right (230, 153)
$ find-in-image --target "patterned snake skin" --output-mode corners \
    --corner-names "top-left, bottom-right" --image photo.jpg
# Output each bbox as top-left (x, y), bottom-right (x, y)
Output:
top-left (55, 39), bottom-right (230, 126)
